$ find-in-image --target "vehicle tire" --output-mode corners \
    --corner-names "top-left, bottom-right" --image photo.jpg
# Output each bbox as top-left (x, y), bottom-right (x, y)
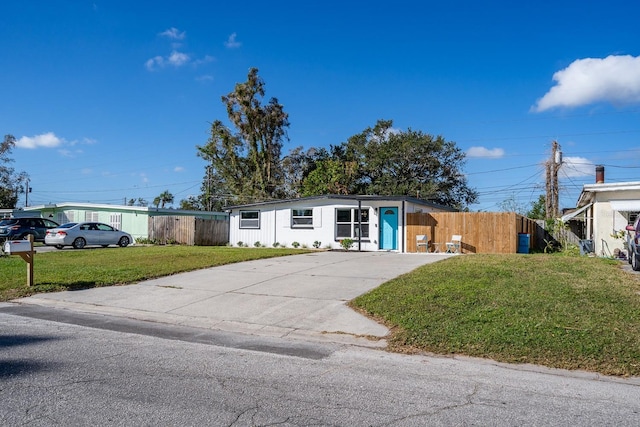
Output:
top-left (118, 236), bottom-right (130, 247)
top-left (55, 245), bottom-right (64, 250)
top-left (633, 251), bottom-right (640, 271)
top-left (102, 245), bottom-right (109, 248)
top-left (72, 237), bottom-right (86, 249)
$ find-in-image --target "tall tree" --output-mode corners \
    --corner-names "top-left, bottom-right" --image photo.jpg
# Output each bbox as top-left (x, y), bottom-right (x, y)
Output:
top-left (197, 68), bottom-right (289, 205)
top-left (0, 135), bottom-right (28, 208)
top-left (301, 120), bottom-right (478, 209)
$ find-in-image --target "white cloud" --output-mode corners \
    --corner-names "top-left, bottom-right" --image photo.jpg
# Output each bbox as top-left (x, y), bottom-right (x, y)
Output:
top-left (224, 32), bottom-right (242, 49)
top-left (167, 50), bottom-right (190, 66)
top-left (532, 55), bottom-right (640, 112)
top-left (560, 156), bottom-right (593, 178)
top-left (15, 132), bottom-right (63, 149)
top-left (467, 146), bottom-right (505, 158)
top-left (193, 55), bottom-right (214, 66)
top-left (159, 27), bottom-right (186, 40)
top-left (145, 55), bottom-right (164, 71)
top-left (145, 51), bottom-right (190, 70)
top-left (174, 166), bottom-right (184, 172)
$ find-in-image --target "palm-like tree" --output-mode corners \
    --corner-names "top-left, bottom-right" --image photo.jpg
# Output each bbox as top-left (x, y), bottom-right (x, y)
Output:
top-left (154, 190), bottom-right (174, 208)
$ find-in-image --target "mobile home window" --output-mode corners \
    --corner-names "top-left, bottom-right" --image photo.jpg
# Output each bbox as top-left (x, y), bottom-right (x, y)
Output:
top-left (291, 208), bottom-right (313, 228)
top-left (335, 208), bottom-right (369, 240)
top-left (110, 213), bottom-right (122, 230)
top-left (85, 211), bottom-right (99, 222)
top-left (240, 210), bottom-right (260, 229)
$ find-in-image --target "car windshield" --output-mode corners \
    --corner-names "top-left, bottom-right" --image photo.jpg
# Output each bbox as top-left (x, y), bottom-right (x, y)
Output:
top-left (0, 219), bottom-right (18, 226)
top-left (58, 223), bottom-right (78, 229)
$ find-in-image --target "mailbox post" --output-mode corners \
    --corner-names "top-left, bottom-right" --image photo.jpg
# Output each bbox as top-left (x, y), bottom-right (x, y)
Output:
top-left (3, 236), bottom-right (34, 287)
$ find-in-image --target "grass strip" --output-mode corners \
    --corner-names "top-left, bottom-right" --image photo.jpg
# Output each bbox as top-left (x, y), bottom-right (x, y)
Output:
top-left (0, 246), bottom-right (311, 301)
top-left (351, 254), bottom-right (640, 377)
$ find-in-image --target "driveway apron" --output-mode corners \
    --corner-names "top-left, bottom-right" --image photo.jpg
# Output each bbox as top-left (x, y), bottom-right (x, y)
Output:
top-left (14, 251), bottom-right (451, 346)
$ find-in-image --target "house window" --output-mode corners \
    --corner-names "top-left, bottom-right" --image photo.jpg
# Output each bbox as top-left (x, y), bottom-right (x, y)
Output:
top-left (110, 213), bottom-right (122, 230)
top-left (291, 208), bottom-right (313, 228)
top-left (57, 212), bottom-right (74, 225)
top-left (85, 211), bottom-right (99, 222)
top-left (335, 208), bottom-right (369, 240)
top-left (240, 210), bottom-right (260, 229)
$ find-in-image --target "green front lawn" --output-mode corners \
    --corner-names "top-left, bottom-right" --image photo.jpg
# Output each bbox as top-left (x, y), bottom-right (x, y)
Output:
top-left (351, 254), bottom-right (640, 377)
top-left (0, 246), bottom-right (310, 301)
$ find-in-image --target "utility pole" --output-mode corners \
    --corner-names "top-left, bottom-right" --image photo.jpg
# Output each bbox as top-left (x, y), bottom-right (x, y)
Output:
top-left (25, 179), bottom-right (31, 207)
top-left (545, 140), bottom-right (561, 219)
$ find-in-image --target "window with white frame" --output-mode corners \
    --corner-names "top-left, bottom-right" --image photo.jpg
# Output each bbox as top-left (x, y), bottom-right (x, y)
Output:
top-left (335, 208), bottom-right (369, 240)
top-left (110, 213), bottom-right (122, 230)
top-left (291, 208), bottom-right (313, 228)
top-left (84, 211), bottom-right (99, 222)
top-left (57, 212), bottom-right (74, 225)
top-left (239, 210), bottom-right (260, 229)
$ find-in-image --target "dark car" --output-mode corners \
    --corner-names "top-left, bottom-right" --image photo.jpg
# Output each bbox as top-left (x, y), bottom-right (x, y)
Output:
top-left (626, 217), bottom-right (640, 270)
top-left (0, 217), bottom-right (60, 242)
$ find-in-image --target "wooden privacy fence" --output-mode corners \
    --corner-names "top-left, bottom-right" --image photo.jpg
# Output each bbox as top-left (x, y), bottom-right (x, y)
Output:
top-left (148, 216), bottom-right (229, 246)
top-left (406, 212), bottom-right (538, 254)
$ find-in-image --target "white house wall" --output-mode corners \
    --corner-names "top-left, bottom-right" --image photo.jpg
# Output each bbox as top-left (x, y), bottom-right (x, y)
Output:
top-left (229, 198), bottom-right (450, 252)
top-left (591, 189), bottom-right (640, 257)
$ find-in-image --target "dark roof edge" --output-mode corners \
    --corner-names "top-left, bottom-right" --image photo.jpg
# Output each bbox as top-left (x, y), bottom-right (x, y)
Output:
top-left (225, 194), bottom-right (457, 212)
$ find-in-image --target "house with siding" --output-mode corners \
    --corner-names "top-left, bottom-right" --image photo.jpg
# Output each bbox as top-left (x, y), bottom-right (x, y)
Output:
top-left (227, 195), bottom-right (456, 252)
top-left (17, 202), bottom-right (227, 241)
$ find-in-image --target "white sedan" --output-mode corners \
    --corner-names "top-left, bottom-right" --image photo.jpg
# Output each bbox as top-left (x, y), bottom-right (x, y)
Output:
top-left (45, 222), bottom-right (133, 249)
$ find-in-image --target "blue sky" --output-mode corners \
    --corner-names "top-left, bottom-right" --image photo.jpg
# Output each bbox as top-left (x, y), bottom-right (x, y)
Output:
top-left (2, 1), bottom-right (639, 212)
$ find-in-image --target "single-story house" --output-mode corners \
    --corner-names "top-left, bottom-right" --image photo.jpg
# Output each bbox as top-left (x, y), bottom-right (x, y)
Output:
top-left (562, 166), bottom-right (640, 257)
top-left (227, 195), bottom-right (457, 252)
top-left (14, 202), bottom-right (227, 241)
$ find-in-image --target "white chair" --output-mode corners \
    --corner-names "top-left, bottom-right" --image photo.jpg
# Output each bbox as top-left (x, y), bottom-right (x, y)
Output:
top-left (446, 235), bottom-right (462, 253)
top-left (416, 234), bottom-right (429, 252)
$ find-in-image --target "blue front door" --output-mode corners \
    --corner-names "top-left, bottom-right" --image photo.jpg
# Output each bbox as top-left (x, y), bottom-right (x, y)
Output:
top-left (380, 207), bottom-right (398, 250)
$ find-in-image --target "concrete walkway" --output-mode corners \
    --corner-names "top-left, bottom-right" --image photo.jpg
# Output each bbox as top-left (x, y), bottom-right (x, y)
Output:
top-left (13, 251), bottom-right (451, 347)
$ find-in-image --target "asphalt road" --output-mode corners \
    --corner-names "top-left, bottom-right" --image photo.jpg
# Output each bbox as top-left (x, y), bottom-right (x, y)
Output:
top-left (2, 310), bottom-right (640, 426)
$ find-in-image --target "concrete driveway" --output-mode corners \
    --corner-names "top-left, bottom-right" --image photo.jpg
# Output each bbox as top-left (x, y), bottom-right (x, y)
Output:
top-left (13, 251), bottom-right (451, 346)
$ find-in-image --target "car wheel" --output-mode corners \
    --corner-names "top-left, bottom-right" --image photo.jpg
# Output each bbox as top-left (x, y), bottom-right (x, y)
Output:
top-left (72, 237), bottom-right (86, 249)
top-left (55, 245), bottom-right (64, 250)
top-left (102, 245), bottom-right (109, 248)
top-left (633, 251), bottom-right (640, 272)
top-left (118, 236), bottom-right (130, 247)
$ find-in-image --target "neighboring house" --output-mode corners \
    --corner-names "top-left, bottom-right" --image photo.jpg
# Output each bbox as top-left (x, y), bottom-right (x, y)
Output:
top-left (16, 203), bottom-right (227, 241)
top-left (227, 195), bottom-right (456, 252)
top-left (563, 166), bottom-right (640, 257)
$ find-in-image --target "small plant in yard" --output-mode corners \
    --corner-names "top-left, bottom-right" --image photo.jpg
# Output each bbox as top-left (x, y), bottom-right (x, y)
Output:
top-left (339, 238), bottom-right (354, 251)
top-left (254, 241), bottom-right (262, 248)
top-left (313, 240), bottom-right (321, 249)
top-left (237, 241), bottom-right (243, 247)
top-left (292, 241), bottom-right (300, 248)
top-left (272, 242), bottom-right (280, 248)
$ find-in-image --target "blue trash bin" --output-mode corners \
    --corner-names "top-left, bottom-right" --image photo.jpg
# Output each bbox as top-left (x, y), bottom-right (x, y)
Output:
top-left (517, 233), bottom-right (530, 254)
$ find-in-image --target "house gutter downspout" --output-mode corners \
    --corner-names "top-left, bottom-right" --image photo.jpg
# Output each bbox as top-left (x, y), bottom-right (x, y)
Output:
top-left (358, 199), bottom-right (362, 252)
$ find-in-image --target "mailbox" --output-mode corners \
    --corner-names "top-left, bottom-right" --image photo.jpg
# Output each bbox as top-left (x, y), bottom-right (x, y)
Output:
top-left (3, 240), bottom-right (33, 254)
